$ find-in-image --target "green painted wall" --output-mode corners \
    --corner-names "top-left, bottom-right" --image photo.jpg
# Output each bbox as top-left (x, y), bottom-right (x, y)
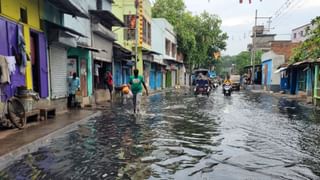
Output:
top-left (68, 48), bottom-right (93, 96)
top-left (166, 71), bottom-right (172, 88)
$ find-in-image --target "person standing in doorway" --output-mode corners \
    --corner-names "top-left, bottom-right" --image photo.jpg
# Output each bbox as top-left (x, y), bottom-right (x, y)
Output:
top-left (68, 72), bottom-right (80, 108)
top-left (106, 71), bottom-right (113, 101)
top-left (129, 69), bottom-right (148, 114)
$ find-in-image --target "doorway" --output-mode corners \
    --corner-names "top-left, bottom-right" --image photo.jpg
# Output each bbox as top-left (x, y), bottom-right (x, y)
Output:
top-left (80, 59), bottom-right (88, 97)
top-left (30, 32), bottom-right (40, 93)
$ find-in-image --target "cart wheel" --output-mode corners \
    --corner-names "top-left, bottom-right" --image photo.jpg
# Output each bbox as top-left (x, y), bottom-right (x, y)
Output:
top-left (7, 97), bottom-right (26, 129)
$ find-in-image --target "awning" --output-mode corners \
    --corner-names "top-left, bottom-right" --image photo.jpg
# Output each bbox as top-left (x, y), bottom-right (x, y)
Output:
top-left (90, 10), bottom-right (125, 27)
top-left (142, 48), bottom-right (162, 55)
top-left (113, 43), bottom-right (133, 60)
top-left (164, 58), bottom-right (183, 64)
top-left (274, 67), bottom-right (287, 74)
top-left (48, 0), bottom-right (89, 18)
top-left (77, 45), bottom-right (100, 52)
top-left (43, 20), bottom-right (87, 37)
top-left (113, 43), bottom-right (132, 54)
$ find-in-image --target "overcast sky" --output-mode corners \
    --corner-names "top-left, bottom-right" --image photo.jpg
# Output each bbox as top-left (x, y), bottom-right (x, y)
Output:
top-left (183, 0), bottom-right (320, 55)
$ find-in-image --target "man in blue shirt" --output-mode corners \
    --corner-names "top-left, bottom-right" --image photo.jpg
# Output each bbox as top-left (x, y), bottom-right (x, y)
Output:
top-left (68, 72), bottom-right (80, 108)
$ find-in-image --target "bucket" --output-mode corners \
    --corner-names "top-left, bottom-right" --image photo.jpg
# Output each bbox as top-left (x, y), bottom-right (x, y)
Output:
top-left (18, 95), bottom-right (34, 112)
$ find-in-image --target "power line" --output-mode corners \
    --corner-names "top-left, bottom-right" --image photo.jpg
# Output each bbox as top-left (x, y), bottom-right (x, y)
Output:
top-left (271, 0), bottom-right (302, 28)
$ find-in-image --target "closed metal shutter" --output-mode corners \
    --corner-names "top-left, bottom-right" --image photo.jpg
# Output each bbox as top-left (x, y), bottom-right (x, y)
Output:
top-left (172, 70), bottom-right (176, 87)
top-left (50, 45), bottom-right (68, 99)
top-left (92, 34), bottom-right (112, 62)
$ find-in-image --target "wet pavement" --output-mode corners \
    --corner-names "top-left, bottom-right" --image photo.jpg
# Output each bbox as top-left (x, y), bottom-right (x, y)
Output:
top-left (1, 88), bottom-right (320, 180)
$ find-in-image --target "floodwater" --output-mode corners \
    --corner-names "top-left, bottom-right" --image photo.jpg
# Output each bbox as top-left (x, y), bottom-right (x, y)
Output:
top-left (1, 89), bottom-right (320, 180)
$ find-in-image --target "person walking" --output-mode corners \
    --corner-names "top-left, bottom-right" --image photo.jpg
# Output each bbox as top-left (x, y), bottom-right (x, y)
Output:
top-left (129, 69), bottom-right (148, 114)
top-left (68, 72), bottom-right (80, 108)
top-left (106, 71), bottom-right (113, 102)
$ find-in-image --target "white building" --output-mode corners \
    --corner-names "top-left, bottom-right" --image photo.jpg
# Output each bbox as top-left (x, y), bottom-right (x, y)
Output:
top-left (152, 18), bottom-right (185, 88)
top-left (292, 23), bottom-right (315, 43)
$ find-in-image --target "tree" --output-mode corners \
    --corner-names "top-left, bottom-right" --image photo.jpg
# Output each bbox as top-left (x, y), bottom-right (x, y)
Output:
top-left (291, 16), bottom-right (320, 62)
top-left (215, 50), bottom-right (262, 75)
top-left (152, 0), bottom-right (228, 69)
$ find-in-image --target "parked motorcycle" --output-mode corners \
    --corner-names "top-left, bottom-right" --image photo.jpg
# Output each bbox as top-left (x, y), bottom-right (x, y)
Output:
top-left (223, 84), bottom-right (232, 96)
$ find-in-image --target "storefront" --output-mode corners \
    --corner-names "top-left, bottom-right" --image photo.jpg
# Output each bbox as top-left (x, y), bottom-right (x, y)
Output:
top-left (44, 20), bottom-right (86, 99)
top-left (68, 46), bottom-right (94, 103)
top-left (92, 33), bottom-right (113, 89)
top-left (113, 43), bottom-right (133, 87)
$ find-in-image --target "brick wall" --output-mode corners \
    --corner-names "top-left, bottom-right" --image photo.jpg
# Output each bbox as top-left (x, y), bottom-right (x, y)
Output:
top-left (270, 41), bottom-right (300, 63)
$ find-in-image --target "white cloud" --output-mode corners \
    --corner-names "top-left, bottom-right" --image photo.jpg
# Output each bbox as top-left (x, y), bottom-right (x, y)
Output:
top-left (222, 16), bottom-right (253, 27)
top-left (302, 0), bottom-right (320, 9)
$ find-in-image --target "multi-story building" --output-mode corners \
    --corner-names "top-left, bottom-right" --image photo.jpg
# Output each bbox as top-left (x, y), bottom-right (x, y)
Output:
top-left (152, 18), bottom-right (184, 88)
top-left (291, 23), bottom-right (315, 43)
top-left (113, 0), bottom-right (156, 88)
top-left (40, 0), bottom-right (89, 110)
top-left (0, 0), bottom-right (47, 99)
top-left (248, 25), bottom-right (276, 53)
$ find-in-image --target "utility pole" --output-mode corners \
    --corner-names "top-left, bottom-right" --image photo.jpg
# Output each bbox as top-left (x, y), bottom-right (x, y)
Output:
top-left (251, 9), bottom-right (257, 85)
top-left (134, 0), bottom-right (139, 69)
top-left (250, 10), bottom-right (272, 86)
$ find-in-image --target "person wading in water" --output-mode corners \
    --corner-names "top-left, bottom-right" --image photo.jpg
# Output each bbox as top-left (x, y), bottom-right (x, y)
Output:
top-left (129, 69), bottom-right (148, 114)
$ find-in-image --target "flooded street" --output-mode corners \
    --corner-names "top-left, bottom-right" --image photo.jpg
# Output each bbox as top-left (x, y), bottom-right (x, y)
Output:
top-left (1, 89), bottom-right (320, 180)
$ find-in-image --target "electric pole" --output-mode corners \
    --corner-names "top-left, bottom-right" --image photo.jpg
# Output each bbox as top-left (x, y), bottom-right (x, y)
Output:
top-left (250, 10), bottom-right (272, 86)
top-left (251, 9), bottom-right (257, 85)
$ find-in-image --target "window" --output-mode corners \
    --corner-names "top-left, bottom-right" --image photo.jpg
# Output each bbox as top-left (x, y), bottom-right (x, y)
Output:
top-left (124, 15), bottom-right (136, 41)
top-left (147, 22), bottom-right (151, 45)
top-left (300, 30), bottom-right (304, 37)
top-left (143, 18), bottom-right (147, 43)
top-left (97, 0), bottom-right (102, 10)
top-left (172, 44), bottom-right (176, 58)
top-left (165, 39), bottom-right (171, 56)
top-left (293, 33), bottom-right (297, 39)
top-left (20, 7), bottom-right (28, 23)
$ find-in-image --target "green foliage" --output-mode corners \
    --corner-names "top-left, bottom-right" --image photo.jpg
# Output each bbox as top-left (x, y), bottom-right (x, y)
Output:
top-left (152, 0), bottom-right (228, 68)
top-left (216, 51), bottom-right (262, 75)
top-left (291, 16), bottom-right (320, 62)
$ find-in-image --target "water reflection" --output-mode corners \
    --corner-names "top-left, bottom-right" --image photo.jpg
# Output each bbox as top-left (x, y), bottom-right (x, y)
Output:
top-left (1, 89), bottom-right (320, 179)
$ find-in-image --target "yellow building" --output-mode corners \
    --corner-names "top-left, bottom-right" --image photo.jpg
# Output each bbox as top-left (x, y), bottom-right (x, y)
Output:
top-left (112, 0), bottom-right (153, 75)
top-left (0, 0), bottom-right (49, 98)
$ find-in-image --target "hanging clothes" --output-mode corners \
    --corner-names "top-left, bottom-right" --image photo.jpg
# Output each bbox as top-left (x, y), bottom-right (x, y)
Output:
top-left (5, 56), bottom-right (16, 75)
top-left (0, 55), bottom-right (10, 84)
top-left (18, 28), bottom-right (27, 74)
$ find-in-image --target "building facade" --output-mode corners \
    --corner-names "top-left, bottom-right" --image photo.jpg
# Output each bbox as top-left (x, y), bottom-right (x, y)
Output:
top-left (152, 18), bottom-right (182, 88)
top-left (113, 0), bottom-right (153, 86)
top-left (291, 23), bottom-right (316, 43)
top-left (0, 0), bottom-right (48, 99)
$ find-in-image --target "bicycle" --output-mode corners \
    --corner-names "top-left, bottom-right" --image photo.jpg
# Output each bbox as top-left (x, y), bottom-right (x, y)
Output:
top-left (0, 94), bottom-right (26, 129)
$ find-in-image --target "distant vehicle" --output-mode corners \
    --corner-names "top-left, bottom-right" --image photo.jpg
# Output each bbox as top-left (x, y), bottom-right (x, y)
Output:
top-left (194, 79), bottom-right (211, 97)
top-left (223, 83), bottom-right (232, 96)
top-left (230, 74), bottom-right (241, 91)
top-left (192, 69), bottom-right (210, 85)
top-left (192, 69), bottom-right (211, 96)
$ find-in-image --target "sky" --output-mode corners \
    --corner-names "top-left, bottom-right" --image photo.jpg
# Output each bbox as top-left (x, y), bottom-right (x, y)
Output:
top-left (183, 0), bottom-right (320, 55)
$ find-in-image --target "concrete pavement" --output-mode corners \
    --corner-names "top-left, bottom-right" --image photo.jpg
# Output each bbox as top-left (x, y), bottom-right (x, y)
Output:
top-left (0, 110), bottom-right (101, 170)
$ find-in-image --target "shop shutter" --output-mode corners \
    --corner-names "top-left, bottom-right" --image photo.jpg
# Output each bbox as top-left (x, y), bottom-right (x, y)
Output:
top-left (156, 71), bottom-right (162, 89)
top-left (92, 34), bottom-right (112, 62)
top-left (50, 45), bottom-right (68, 99)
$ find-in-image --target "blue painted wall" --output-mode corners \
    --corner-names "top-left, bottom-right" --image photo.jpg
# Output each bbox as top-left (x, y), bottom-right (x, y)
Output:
top-left (262, 59), bottom-right (272, 86)
top-left (156, 71), bottom-right (162, 89)
top-left (149, 64), bottom-right (156, 90)
top-left (114, 61), bottom-right (122, 86)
